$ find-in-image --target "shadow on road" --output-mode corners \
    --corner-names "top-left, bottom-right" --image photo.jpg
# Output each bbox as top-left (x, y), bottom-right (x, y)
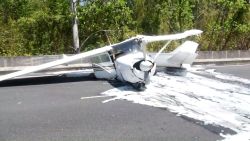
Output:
top-left (0, 74), bottom-right (128, 88)
top-left (0, 75), bottom-right (98, 87)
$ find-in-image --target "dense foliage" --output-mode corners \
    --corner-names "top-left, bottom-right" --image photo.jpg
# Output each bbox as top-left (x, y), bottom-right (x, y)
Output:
top-left (0, 0), bottom-right (249, 56)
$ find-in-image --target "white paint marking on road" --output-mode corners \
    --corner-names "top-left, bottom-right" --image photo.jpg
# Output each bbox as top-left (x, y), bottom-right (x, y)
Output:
top-left (102, 70), bottom-right (250, 141)
top-left (80, 95), bottom-right (113, 100)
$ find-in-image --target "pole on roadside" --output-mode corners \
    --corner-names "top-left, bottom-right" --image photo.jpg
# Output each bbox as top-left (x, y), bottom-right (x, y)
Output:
top-left (71, 0), bottom-right (80, 53)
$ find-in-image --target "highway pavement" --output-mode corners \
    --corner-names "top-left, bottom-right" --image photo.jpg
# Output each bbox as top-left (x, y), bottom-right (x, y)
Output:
top-left (206, 64), bottom-right (250, 79)
top-left (0, 64), bottom-right (249, 141)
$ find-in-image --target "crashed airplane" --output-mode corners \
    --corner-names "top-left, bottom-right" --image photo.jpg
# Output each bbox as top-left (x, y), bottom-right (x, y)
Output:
top-left (0, 29), bottom-right (202, 90)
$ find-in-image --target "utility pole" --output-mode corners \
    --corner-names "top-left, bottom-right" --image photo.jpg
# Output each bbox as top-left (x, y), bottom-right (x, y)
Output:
top-left (71, 0), bottom-right (80, 53)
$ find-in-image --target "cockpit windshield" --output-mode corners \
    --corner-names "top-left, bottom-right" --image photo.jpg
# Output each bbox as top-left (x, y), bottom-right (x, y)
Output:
top-left (112, 38), bottom-right (141, 55)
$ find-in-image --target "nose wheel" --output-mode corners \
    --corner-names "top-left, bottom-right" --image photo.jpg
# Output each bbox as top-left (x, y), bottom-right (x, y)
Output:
top-left (132, 82), bottom-right (146, 91)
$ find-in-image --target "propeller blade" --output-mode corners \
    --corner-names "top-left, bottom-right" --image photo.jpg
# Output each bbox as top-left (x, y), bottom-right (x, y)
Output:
top-left (140, 42), bottom-right (147, 61)
top-left (143, 71), bottom-right (150, 83)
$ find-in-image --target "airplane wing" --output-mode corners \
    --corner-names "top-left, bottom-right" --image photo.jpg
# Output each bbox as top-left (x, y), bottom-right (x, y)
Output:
top-left (140, 29), bottom-right (203, 43)
top-left (0, 46), bottom-right (112, 81)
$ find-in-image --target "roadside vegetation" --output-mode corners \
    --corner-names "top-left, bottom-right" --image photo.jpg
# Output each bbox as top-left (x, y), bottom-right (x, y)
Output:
top-left (0, 0), bottom-right (249, 56)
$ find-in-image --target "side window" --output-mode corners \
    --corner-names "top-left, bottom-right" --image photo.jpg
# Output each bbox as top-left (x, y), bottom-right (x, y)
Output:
top-left (91, 53), bottom-right (112, 64)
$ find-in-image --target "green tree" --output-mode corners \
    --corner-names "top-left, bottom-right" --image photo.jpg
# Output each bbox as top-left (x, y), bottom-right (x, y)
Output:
top-left (77, 0), bottom-right (135, 51)
top-left (0, 21), bottom-right (25, 56)
top-left (197, 0), bottom-right (250, 50)
top-left (16, 0), bottom-right (72, 55)
top-left (159, 0), bottom-right (194, 33)
top-left (1, 0), bottom-right (250, 56)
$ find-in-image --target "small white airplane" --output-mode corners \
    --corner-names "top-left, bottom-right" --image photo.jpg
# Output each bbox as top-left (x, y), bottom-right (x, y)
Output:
top-left (0, 29), bottom-right (202, 90)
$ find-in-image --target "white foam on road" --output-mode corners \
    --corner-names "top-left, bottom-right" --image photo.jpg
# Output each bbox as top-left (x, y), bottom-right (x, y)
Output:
top-left (102, 70), bottom-right (250, 141)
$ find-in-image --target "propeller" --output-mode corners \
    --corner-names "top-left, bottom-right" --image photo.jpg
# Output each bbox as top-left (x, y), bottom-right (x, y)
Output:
top-left (138, 41), bottom-right (154, 84)
top-left (139, 40), bottom-right (171, 83)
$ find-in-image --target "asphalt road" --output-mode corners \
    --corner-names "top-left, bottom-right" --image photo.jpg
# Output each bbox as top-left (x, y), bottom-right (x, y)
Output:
top-left (0, 64), bottom-right (249, 141)
top-left (207, 64), bottom-right (250, 79)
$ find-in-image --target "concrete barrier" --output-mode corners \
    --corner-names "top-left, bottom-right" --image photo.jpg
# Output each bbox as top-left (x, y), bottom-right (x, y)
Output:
top-left (0, 50), bottom-right (250, 72)
top-left (0, 55), bottom-right (90, 68)
top-left (195, 50), bottom-right (250, 65)
top-left (196, 50), bottom-right (250, 59)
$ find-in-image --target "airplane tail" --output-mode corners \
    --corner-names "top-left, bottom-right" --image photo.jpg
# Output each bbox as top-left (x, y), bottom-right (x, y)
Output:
top-left (153, 41), bottom-right (199, 68)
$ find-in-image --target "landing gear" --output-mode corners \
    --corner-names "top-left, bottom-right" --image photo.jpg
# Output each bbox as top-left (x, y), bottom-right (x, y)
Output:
top-left (132, 82), bottom-right (146, 91)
